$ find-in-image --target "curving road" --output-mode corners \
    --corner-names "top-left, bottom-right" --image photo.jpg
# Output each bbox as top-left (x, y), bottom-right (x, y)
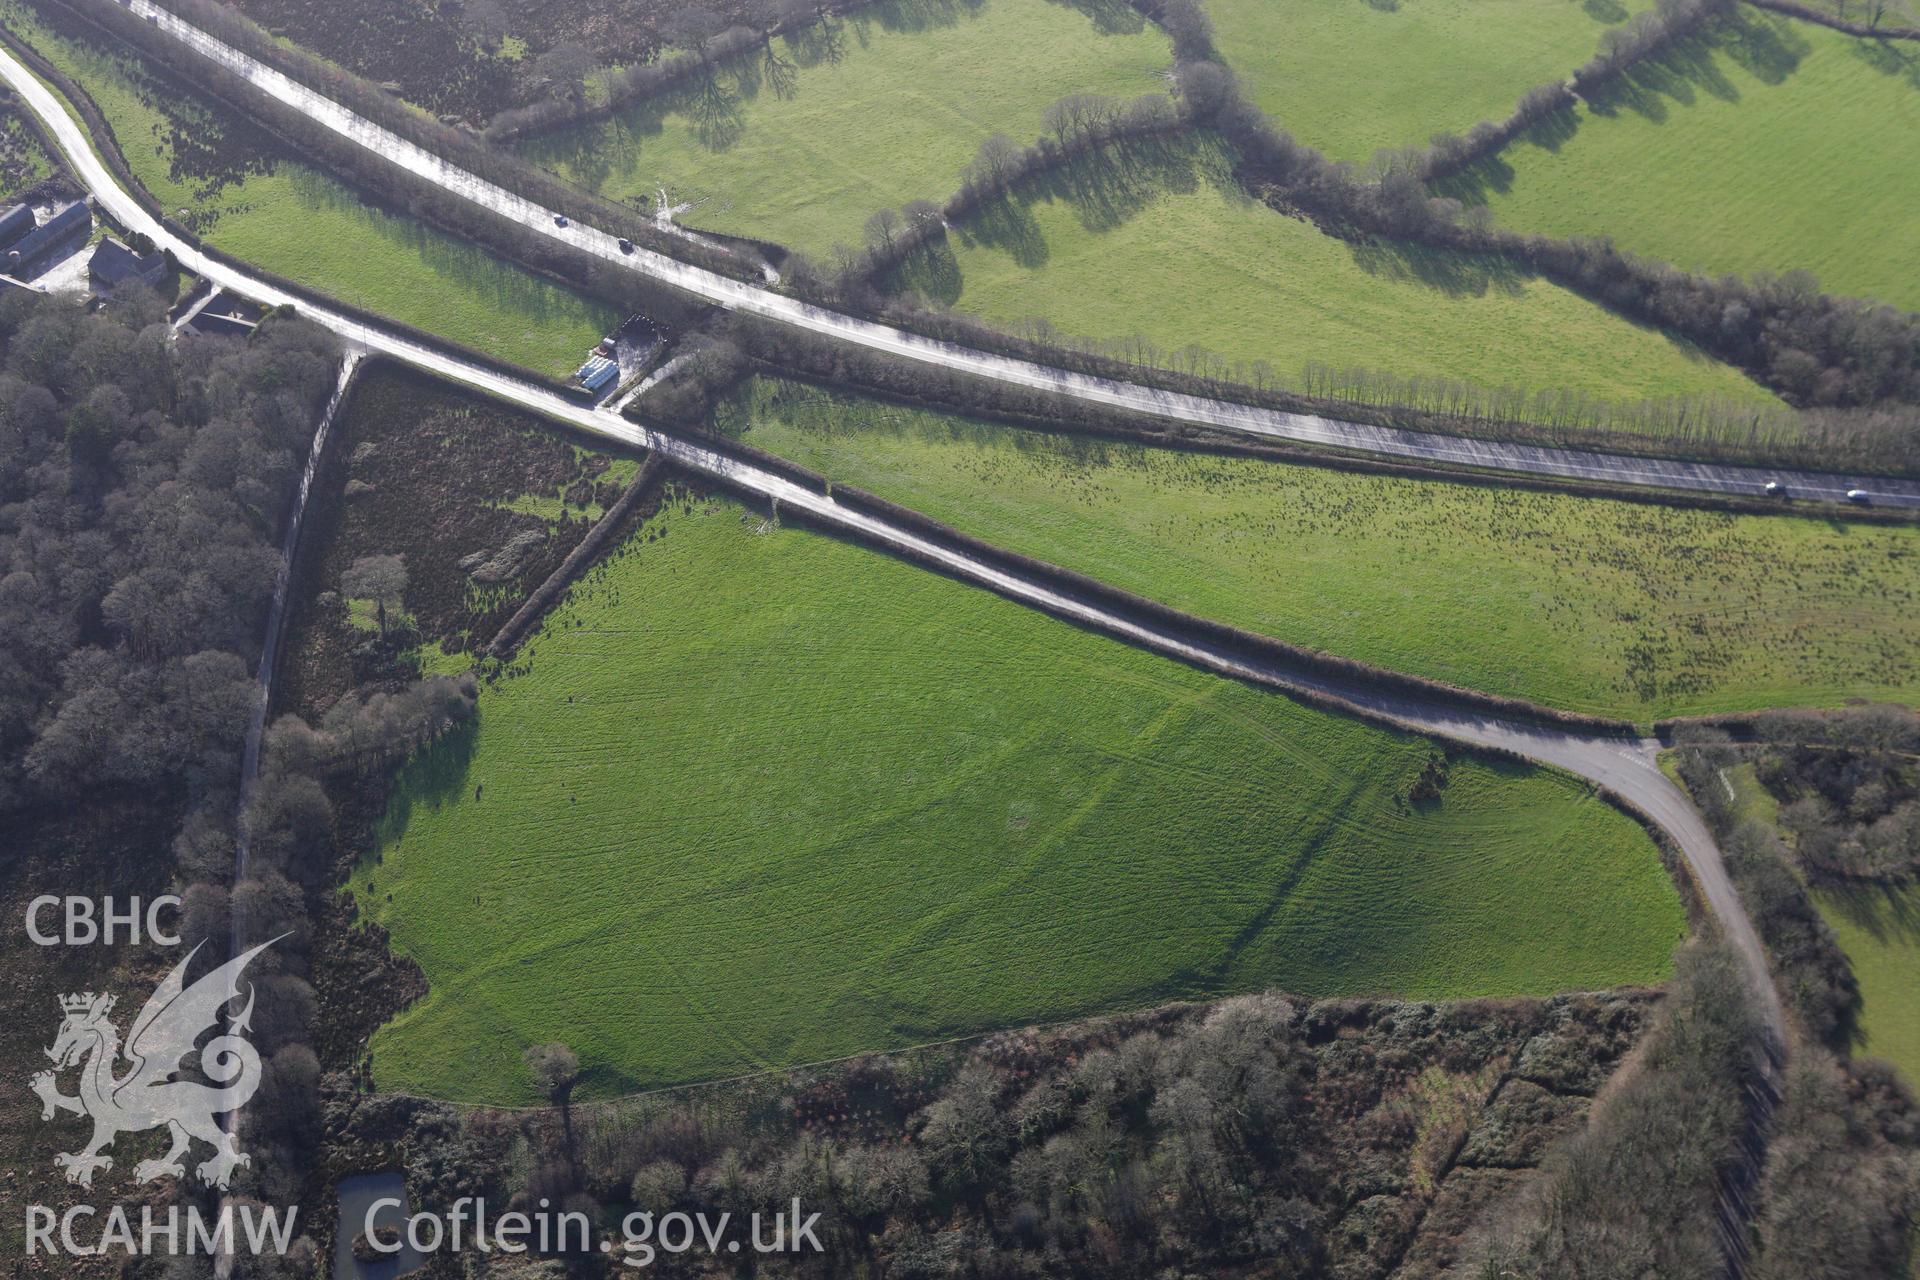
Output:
top-left (0, 36), bottom-right (1788, 1041)
top-left (62, 0), bottom-right (1920, 509)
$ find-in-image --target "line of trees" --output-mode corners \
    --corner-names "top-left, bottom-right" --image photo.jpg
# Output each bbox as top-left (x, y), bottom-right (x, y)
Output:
top-left (1189, 42), bottom-right (1920, 418)
top-left (483, 0), bottom-right (900, 140)
top-left (1722, 705), bottom-right (1919, 883)
top-left (1671, 725), bottom-right (1862, 1049)
top-left (1471, 943), bottom-right (1768, 1278)
top-left (831, 91), bottom-right (1184, 285)
top-left (1390, 0), bottom-right (1740, 191)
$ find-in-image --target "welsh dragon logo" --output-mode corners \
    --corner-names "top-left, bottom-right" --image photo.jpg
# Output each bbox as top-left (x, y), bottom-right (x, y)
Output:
top-left (29, 938), bottom-right (278, 1189)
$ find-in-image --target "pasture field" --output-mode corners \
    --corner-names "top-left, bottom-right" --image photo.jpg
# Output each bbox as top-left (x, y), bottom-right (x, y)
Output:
top-left (5, 0), bottom-right (618, 374)
top-left (351, 490), bottom-right (1682, 1101)
top-left (1462, 12), bottom-right (1920, 311)
top-left (1815, 884), bottom-right (1920, 1087)
top-left (1206, 0), bottom-right (1644, 163)
top-left (738, 380), bottom-right (1920, 722)
top-left (515, 0), bottom-right (1172, 259)
top-left (0, 105), bottom-right (52, 197)
top-left (887, 135), bottom-right (1775, 414)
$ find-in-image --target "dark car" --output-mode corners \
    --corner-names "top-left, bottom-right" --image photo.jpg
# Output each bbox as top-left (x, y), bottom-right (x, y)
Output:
top-left (553, 214), bottom-right (568, 228)
top-left (618, 238), bottom-right (634, 254)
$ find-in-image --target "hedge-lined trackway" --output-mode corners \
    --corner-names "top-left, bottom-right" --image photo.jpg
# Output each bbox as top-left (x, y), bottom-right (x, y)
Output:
top-left (50, 0), bottom-right (1920, 509)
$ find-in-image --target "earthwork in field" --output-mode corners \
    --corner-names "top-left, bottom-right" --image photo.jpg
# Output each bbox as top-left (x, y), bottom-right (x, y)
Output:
top-left (1206, 0), bottom-right (1650, 163)
top-left (1453, 10), bottom-right (1920, 311)
top-left (350, 485), bottom-right (1684, 1102)
top-left (515, 0), bottom-right (1173, 259)
top-left (5, 0), bottom-right (620, 373)
top-left (883, 133), bottom-right (1776, 416)
top-left (736, 379), bottom-right (1920, 723)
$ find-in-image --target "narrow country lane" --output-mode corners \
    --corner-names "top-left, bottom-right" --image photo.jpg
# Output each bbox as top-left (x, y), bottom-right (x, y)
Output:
top-left (52, 0), bottom-right (1920, 508)
top-left (0, 37), bottom-right (1788, 1046)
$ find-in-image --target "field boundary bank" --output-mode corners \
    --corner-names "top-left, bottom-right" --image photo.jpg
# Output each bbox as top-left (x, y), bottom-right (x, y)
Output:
top-left (730, 366), bottom-right (1920, 526)
top-left (486, 450), bottom-right (668, 661)
top-left (643, 415), bottom-right (1638, 737)
top-left (1743, 0), bottom-right (1920, 38)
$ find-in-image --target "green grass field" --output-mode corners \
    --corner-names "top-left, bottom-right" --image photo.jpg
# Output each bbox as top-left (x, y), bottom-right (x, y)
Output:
top-left (1206, 0), bottom-right (1645, 163)
top-left (352, 488), bottom-right (1682, 1101)
top-left (515, 0), bottom-right (1172, 259)
top-left (1461, 11), bottom-right (1920, 311)
top-left (737, 380), bottom-right (1920, 722)
top-left (4, 1), bottom-right (617, 374)
top-left (888, 134), bottom-right (1774, 412)
top-left (1815, 884), bottom-right (1920, 1087)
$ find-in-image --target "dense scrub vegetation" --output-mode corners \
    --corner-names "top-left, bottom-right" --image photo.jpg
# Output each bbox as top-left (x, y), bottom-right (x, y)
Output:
top-left (1473, 944), bottom-right (1766, 1277)
top-left (321, 986), bottom-right (1657, 1278)
top-left (1745, 704), bottom-right (1920, 884)
top-left (0, 98), bottom-right (55, 197)
top-left (0, 288), bottom-right (351, 1264)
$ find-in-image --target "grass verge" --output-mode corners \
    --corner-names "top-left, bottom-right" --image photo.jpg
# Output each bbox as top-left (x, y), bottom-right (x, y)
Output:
top-left (351, 486), bottom-right (1683, 1101)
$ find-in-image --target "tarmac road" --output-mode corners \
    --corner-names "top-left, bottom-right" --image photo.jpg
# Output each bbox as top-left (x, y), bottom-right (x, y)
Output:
top-left (84, 0), bottom-right (1920, 510)
top-left (0, 37), bottom-right (1789, 1043)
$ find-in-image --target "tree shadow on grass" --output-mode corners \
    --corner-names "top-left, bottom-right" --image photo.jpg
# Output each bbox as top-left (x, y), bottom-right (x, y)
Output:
top-left (891, 133), bottom-right (1218, 305)
top-left (1438, 11), bottom-right (1808, 206)
top-left (1430, 105), bottom-right (1579, 205)
top-left (1346, 238), bottom-right (1532, 300)
top-left (1819, 882), bottom-right (1920, 949)
top-left (375, 716), bottom-right (480, 848)
top-left (1043, 0), bottom-right (1150, 35)
top-left (1850, 35), bottom-right (1920, 90)
top-left (1815, 882), bottom-right (1920, 1058)
top-left (862, 0), bottom-right (984, 37)
top-left (1587, 10), bottom-right (1808, 123)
